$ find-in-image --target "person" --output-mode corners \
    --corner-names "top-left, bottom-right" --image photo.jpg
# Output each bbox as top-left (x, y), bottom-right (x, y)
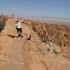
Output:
top-left (16, 20), bottom-right (23, 38)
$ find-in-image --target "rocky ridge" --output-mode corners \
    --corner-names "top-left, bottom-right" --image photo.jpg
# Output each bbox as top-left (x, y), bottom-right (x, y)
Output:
top-left (0, 17), bottom-right (70, 70)
top-left (23, 19), bottom-right (70, 54)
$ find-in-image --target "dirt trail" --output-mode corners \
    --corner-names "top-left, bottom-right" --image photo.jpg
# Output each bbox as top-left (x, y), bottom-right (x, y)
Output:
top-left (0, 18), bottom-right (33, 70)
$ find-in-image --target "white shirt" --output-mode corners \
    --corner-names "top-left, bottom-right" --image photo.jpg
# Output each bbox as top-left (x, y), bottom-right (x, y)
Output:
top-left (16, 22), bottom-right (21, 28)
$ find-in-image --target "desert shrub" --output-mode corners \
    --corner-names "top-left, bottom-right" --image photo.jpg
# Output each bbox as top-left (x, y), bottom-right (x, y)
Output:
top-left (0, 21), bottom-right (5, 32)
top-left (47, 48), bottom-right (50, 51)
top-left (42, 40), bottom-right (50, 45)
top-left (0, 15), bottom-right (6, 32)
top-left (42, 40), bottom-right (46, 43)
top-left (53, 50), bottom-right (57, 54)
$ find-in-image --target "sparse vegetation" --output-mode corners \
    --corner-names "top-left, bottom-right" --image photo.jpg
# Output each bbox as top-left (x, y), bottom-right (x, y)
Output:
top-left (0, 21), bottom-right (5, 32)
top-left (0, 16), bottom-right (6, 32)
top-left (47, 48), bottom-right (50, 51)
top-left (42, 40), bottom-right (46, 43)
top-left (53, 50), bottom-right (57, 54)
top-left (42, 40), bottom-right (50, 44)
top-left (46, 42), bottom-right (50, 44)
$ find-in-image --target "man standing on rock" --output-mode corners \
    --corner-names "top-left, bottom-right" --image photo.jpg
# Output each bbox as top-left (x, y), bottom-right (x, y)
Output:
top-left (16, 20), bottom-right (23, 38)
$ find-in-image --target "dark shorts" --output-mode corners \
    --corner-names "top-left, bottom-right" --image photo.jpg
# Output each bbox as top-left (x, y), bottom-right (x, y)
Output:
top-left (17, 28), bottom-right (22, 33)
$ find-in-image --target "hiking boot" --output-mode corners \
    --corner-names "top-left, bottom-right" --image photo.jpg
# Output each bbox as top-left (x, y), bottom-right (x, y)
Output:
top-left (21, 35), bottom-right (23, 38)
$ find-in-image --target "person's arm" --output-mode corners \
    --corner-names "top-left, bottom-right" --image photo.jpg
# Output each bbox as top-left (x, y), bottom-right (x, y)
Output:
top-left (16, 23), bottom-right (18, 26)
top-left (19, 19), bottom-right (24, 23)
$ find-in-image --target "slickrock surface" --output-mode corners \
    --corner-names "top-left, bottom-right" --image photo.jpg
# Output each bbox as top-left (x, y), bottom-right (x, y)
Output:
top-left (0, 18), bottom-right (70, 70)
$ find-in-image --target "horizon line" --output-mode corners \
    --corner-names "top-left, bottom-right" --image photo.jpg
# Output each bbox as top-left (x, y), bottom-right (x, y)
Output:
top-left (0, 14), bottom-right (70, 19)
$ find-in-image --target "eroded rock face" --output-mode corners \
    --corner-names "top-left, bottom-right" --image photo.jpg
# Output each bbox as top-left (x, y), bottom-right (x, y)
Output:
top-left (23, 19), bottom-right (70, 53)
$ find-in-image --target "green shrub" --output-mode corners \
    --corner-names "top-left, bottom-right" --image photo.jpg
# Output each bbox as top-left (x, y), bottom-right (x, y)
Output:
top-left (42, 40), bottom-right (50, 45)
top-left (47, 48), bottom-right (50, 51)
top-left (0, 21), bottom-right (5, 32)
top-left (53, 50), bottom-right (57, 54)
top-left (42, 40), bottom-right (46, 43)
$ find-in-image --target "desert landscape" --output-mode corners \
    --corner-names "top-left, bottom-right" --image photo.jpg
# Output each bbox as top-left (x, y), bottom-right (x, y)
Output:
top-left (0, 15), bottom-right (70, 70)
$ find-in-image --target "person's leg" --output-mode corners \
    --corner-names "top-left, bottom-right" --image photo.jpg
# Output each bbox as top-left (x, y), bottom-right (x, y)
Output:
top-left (17, 28), bottom-right (19, 37)
top-left (20, 28), bottom-right (23, 38)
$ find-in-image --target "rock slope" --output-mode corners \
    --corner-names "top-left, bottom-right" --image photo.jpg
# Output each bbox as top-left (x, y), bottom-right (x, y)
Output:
top-left (23, 19), bottom-right (70, 54)
top-left (0, 18), bottom-right (70, 70)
